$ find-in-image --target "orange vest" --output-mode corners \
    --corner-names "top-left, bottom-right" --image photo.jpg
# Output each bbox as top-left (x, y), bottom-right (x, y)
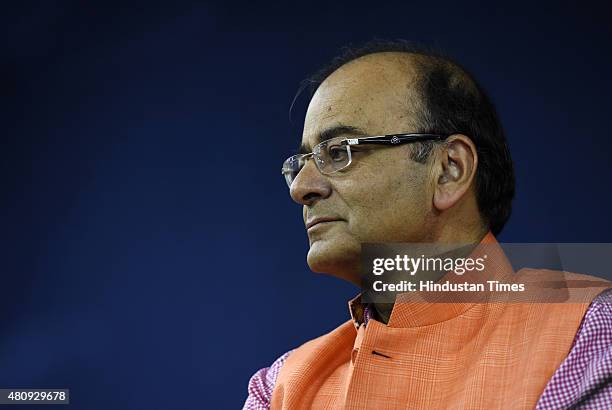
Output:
top-left (271, 235), bottom-right (610, 409)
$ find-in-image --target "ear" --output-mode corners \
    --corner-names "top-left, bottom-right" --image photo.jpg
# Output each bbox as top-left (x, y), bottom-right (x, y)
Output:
top-left (432, 134), bottom-right (478, 212)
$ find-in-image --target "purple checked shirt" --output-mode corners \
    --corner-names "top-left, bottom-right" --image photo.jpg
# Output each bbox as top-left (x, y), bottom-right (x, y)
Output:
top-left (244, 289), bottom-right (612, 409)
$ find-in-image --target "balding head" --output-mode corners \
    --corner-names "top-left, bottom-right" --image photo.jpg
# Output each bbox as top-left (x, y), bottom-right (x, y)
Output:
top-left (304, 52), bottom-right (425, 148)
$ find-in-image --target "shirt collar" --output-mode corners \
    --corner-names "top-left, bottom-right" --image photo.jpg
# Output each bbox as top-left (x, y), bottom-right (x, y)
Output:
top-left (348, 231), bottom-right (514, 328)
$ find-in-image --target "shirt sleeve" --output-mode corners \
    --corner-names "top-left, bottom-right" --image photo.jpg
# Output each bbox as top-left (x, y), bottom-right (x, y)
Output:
top-left (536, 288), bottom-right (612, 409)
top-left (242, 350), bottom-right (293, 410)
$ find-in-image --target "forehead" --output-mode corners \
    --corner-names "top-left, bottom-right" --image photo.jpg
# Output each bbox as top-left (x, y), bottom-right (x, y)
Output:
top-left (302, 53), bottom-right (422, 149)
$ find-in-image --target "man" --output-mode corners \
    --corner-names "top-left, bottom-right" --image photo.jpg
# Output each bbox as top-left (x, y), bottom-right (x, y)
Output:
top-left (243, 41), bottom-right (612, 409)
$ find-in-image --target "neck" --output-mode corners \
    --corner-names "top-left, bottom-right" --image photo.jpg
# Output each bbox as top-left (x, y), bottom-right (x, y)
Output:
top-left (371, 225), bottom-right (489, 325)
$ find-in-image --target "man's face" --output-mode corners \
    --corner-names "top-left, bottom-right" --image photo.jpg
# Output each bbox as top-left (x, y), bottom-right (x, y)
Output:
top-left (290, 53), bottom-right (437, 285)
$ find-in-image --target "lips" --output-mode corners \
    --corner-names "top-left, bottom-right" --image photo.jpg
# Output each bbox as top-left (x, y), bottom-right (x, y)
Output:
top-left (306, 217), bottom-right (342, 230)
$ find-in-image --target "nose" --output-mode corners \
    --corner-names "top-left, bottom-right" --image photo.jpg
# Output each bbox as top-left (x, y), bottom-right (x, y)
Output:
top-left (289, 158), bottom-right (332, 206)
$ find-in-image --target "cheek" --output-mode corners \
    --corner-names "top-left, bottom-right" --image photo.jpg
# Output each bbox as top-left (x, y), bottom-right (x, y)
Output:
top-left (341, 168), bottom-right (430, 240)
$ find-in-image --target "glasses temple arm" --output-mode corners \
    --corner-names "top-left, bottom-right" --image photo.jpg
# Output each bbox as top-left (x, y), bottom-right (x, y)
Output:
top-left (342, 134), bottom-right (446, 146)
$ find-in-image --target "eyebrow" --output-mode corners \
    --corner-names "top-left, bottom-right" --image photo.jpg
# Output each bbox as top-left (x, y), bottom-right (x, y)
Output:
top-left (298, 125), bottom-right (367, 154)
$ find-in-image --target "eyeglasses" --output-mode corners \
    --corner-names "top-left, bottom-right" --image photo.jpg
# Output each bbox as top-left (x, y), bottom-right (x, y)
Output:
top-left (281, 133), bottom-right (447, 188)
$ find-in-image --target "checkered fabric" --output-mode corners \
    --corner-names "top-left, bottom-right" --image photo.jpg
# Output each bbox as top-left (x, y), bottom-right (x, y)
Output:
top-left (536, 288), bottom-right (612, 409)
top-left (244, 289), bottom-right (612, 409)
top-left (243, 351), bottom-right (292, 410)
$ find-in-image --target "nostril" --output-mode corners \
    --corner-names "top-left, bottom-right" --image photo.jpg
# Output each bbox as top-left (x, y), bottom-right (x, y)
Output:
top-left (303, 192), bottom-right (320, 203)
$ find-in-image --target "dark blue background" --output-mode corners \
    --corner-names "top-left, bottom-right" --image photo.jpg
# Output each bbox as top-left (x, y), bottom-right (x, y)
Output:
top-left (3, 1), bottom-right (611, 408)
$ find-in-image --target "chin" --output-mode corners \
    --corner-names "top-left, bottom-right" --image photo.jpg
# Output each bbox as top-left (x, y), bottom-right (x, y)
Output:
top-left (306, 240), bottom-right (361, 286)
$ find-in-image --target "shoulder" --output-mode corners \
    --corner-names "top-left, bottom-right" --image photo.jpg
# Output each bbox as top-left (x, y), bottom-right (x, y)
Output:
top-left (243, 350), bottom-right (293, 410)
top-left (536, 288), bottom-right (612, 409)
top-left (242, 320), bottom-right (356, 409)
top-left (277, 320), bottom-right (356, 372)
top-left (574, 287), bottom-right (612, 346)
top-left (515, 268), bottom-right (611, 304)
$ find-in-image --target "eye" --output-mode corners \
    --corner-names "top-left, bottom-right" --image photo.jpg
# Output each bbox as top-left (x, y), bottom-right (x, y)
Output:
top-left (328, 145), bottom-right (349, 162)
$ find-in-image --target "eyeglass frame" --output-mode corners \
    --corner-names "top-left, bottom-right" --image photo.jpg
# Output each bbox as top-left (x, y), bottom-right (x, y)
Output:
top-left (281, 132), bottom-right (448, 187)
